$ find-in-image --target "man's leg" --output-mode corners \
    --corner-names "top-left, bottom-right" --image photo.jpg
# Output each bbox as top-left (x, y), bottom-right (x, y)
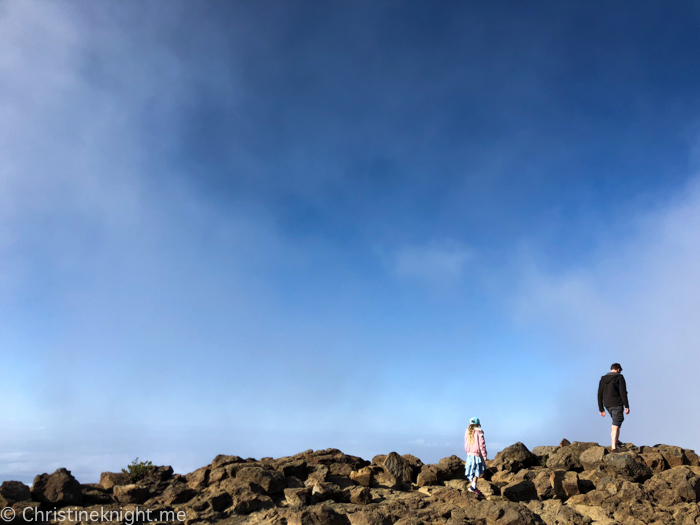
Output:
top-left (611, 425), bottom-right (620, 449)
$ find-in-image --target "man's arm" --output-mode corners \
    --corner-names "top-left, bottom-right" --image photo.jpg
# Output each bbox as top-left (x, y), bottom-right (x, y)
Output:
top-left (597, 379), bottom-right (605, 413)
top-left (619, 375), bottom-right (629, 409)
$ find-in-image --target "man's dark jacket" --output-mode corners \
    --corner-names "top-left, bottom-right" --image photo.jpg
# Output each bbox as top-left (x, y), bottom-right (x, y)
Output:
top-left (598, 372), bottom-right (629, 412)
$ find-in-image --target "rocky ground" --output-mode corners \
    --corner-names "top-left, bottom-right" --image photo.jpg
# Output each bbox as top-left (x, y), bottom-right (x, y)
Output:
top-left (1, 440), bottom-right (699, 524)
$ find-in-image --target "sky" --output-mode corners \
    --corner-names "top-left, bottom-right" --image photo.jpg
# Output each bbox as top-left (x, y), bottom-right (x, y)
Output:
top-left (1, 1), bottom-right (700, 484)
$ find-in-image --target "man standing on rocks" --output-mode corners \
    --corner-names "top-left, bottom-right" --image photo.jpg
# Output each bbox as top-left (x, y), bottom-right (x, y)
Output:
top-left (598, 363), bottom-right (630, 451)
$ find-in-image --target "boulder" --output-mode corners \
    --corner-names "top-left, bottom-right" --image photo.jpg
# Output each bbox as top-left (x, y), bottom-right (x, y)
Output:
top-left (113, 484), bottom-right (150, 504)
top-left (288, 505), bottom-right (351, 525)
top-left (347, 486), bottom-right (372, 505)
top-left (185, 466), bottom-right (210, 490)
top-left (501, 480), bottom-right (538, 502)
top-left (80, 484), bottom-right (114, 505)
top-left (550, 470), bottom-right (580, 499)
top-left (526, 500), bottom-right (592, 525)
top-left (306, 464), bottom-right (330, 485)
top-left (643, 466), bottom-right (700, 506)
top-left (285, 487), bottom-right (311, 507)
top-left (231, 490), bottom-right (268, 514)
top-left (31, 468), bottom-right (83, 506)
top-left (401, 454), bottom-right (424, 480)
top-left (492, 442), bottom-right (537, 472)
top-left (211, 454), bottom-right (245, 469)
top-left (0, 481), bottom-right (31, 505)
top-left (310, 481), bottom-right (343, 503)
top-left (685, 448), bottom-right (700, 466)
top-left (99, 471), bottom-right (131, 490)
top-left (453, 498), bottom-right (545, 524)
top-left (382, 452), bottom-right (413, 485)
top-left (236, 466), bottom-right (286, 494)
top-left (600, 451), bottom-right (652, 482)
top-left (437, 455), bottom-right (465, 481)
top-left (416, 466), bottom-right (439, 487)
top-left (162, 482), bottom-right (196, 504)
top-left (532, 470), bottom-right (555, 499)
top-left (532, 446), bottom-right (558, 458)
top-left (279, 460), bottom-right (308, 479)
top-left (654, 445), bottom-right (686, 468)
top-left (350, 467), bottom-right (373, 487)
top-left (579, 446), bottom-right (607, 471)
top-left (546, 442), bottom-right (597, 472)
top-left (639, 452), bottom-right (666, 474)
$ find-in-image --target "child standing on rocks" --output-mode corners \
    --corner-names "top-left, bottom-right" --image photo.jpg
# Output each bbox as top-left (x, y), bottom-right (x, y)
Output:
top-left (464, 417), bottom-right (488, 496)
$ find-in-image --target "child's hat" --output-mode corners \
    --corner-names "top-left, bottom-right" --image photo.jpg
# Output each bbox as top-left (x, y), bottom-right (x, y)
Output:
top-left (470, 417), bottom-right (480, 425)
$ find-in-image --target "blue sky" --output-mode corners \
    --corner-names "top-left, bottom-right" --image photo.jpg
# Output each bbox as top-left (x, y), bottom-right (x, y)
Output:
top-left (2, 1), bottom-right (700, 483)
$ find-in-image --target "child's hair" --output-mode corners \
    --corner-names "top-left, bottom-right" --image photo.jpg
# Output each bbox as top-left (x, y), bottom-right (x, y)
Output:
top-left (467, 422), bottom-right (481, 445)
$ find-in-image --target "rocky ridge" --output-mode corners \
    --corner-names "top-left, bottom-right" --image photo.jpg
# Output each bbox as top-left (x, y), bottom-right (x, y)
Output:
top-left (1, 441), bottom-right (699, 524)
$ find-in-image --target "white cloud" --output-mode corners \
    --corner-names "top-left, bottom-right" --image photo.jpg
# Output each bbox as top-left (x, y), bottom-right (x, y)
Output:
top-left (516, 177), bottom-right (700, 451)
top-left (393, 239), bottom-right (472, 284)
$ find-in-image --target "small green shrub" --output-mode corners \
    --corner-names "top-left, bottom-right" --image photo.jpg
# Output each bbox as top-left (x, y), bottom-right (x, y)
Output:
top-left (122, 458), bottom-right (154, 482)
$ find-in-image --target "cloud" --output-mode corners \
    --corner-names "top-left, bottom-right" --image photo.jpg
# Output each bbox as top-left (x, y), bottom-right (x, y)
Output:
top-left (393, 240), bottom-right (473, 284)
top-left (515, 177), bottom-right (700, 450)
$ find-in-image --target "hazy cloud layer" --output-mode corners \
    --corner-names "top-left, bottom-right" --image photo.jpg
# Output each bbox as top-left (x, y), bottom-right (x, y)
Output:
top-left (516, 178), bottom-right (700, 450)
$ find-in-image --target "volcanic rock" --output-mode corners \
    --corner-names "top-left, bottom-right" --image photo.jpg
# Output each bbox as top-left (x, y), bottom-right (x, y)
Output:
top-left (31, 468), bottom-right (83, 506)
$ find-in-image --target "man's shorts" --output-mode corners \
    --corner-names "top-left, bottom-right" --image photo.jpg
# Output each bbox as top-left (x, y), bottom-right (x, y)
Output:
top-left (607, 406), bottom-right (625, 426)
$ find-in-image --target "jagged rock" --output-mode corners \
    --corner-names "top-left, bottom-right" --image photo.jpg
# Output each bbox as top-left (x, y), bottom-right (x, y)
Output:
top-left (31, 468), bottom-right (83, 506)
top-left (211, 454), bottom-right (244, 469)
top-left (546, 442), bottom-right (597, 471)
top-left (437, 455), bottom-right (465, 481)
top-left (643, 466), bottom-right (700, 506)
top-left (654, 445), bottom-right (687, 468)
top-left (532, 446), bottom-right (558, 457)
top-left (533, 469), bottom-right (555, 499)
top-left (99, 471), bottom-right (131, 490)
top-left (416, 465), bottom-right (439, 487)
top-left (279, 460), bottom-right (308, 479)
top-left (347, 509), bottom-right (392, 525)
top-left (162, 482), bottom-right (196, 504)
top-left (599, 451), bottom-right (652, 482)
top-left (550, 471), bottom-right (579, 499)
top-left (231, 490), bottom-right (269, 514)
top-left (306, 464), bottom-right (330, 485)
top-left (452, 498), bottom-right (545, 524)
top-left (147, 465), bottom-right (174, 482)
top-left (527, 500), bottom-right (592, 525)
top-left (288, 504), bottom-right (350, 525)
top-left (383, 452), bottom-right (413, 485)
top-left (236, 466), bottom-right (286, 494)
top-left (285, 487), bottom-right (311, 507)
top-left (371, 454), bottom-right (387, 466)
top-left (639, 452), bottom-right (666, 474)
top-left (311, 481), bottom-right (343, 503)
top-left (685, 448), bottom-right (700, 466)
top-left (0, 481), bottom-right (31, 505)
top-left (185, 466), bottom-right (210, 490)
top-left (348, 486), bottom-right (372, 504)
top-left (401, 454), bottom-right (424, 480)
top-left (579, 446), bottom-right (607, 471)
top-left (81, 483), bottom-right (114, 505)
top-left (350, 466), bottom-right (373, 487)
top-left (492, 442), bottom-right (537, 472)
top-left (185, 488), bottom-right (233, 516)
top-left (502, 480), bottom-right (538, 502)
top-left (113, 483), bottom-right (150, 504)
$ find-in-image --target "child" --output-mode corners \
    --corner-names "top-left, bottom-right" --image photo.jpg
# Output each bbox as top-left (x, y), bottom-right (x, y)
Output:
top-left (464, 417), bottom-right (488, 496)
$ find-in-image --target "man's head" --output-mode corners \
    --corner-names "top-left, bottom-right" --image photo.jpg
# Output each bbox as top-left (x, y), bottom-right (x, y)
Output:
top-left (610, 363), bottom-right (622, 372)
